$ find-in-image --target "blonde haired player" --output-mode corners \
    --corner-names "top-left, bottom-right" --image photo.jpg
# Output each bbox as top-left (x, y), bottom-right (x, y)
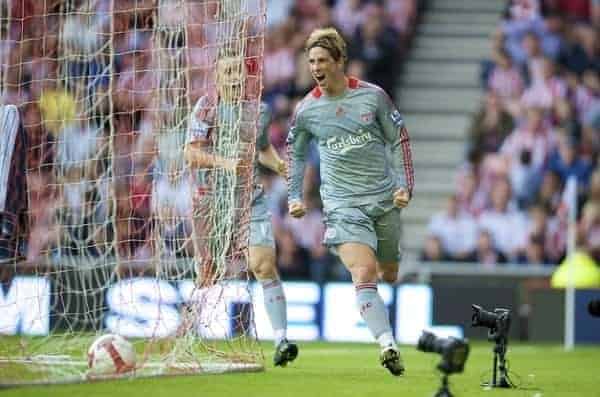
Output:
top-left (184, 52), bottom-right (298, 367)
top-left (287, 28), bottom-right (414, 375)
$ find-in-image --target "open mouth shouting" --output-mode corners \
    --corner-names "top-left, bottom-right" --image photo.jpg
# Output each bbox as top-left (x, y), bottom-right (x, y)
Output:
top-left (314, 73), bottom-right (326, 85)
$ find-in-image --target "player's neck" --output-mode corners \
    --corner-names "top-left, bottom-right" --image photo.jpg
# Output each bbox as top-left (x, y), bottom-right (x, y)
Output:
top-left (322, 75), bottom-right (348, 97)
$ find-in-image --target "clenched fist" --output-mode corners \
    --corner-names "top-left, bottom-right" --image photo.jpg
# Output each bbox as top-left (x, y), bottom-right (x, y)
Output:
top-left (288, 201), bottom-right (307, 218)
top-left (393, 188), bottom-right (410, 209)
top-left (275, 159), bottom-right (288, 177)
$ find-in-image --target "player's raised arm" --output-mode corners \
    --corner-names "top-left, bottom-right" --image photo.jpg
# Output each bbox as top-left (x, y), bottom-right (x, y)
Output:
top-left (286, 103), bottom-right (311, 217)
top-left (376, 90), bottom-right (414, 205)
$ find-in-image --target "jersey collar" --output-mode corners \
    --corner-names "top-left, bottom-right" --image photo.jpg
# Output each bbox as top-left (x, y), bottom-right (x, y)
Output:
top-left (311, 76), bottom-right (359, 98)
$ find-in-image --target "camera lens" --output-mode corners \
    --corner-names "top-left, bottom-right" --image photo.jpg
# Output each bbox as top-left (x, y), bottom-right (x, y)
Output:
top-left (417, 331), bottom-right (437, 353)
top-left (471, 304), bottom-right (499, 328)
top-left (417, 331), bottom-right (470, 374)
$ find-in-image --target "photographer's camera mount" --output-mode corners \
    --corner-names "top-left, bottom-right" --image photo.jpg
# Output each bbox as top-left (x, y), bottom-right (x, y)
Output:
top-left (471, 304), bottom-right (514, 388)
top-left (417, 331), bottom-right (470, 397)
top-left (435, 374), bottom-right (453, 397)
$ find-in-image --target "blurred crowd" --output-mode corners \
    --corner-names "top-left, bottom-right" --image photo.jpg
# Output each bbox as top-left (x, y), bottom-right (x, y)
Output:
top-left (422, 0), bottom-right (600, 267)
top-left (0, 0), bottom-right (420, 282)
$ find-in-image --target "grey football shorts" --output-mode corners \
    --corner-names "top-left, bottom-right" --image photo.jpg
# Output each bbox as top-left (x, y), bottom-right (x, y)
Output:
top-left (250, 194), bottom-right (275, 248)
top-left (323, 200), bottom-right (402, 263)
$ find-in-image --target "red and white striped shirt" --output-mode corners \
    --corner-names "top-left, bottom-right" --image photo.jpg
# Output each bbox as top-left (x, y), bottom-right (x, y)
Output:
top-left (574, 85), bottom-right (599, 123)
top-left (488, 66), bottom-right (525, 100)
top-left (501, 123), bottom-right (558, 169)
top-left (521, 77), bottom-right (567, 109)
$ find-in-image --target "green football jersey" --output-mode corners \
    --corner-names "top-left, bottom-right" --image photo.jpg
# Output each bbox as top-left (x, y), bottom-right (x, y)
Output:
top-left (287, 77), bottom-right (414, 211)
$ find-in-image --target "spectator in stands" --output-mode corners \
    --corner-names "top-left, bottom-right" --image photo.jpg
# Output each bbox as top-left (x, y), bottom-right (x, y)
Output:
top-left (547, 133), bottom-right (593, 188)
top-left (385, 0), bottom-right (417, 39)
top-left (348, 2), bottom-right (400, 98)
top-left (501, 104), bottom-right (558, 170)
top-left (427, 195), bottom-right (478, 261)
top-left (586, 170), bottom-right (600, 206)
top-left (21, 102), bottom-right (51, 169)
top-left (332, 0), bottom-right (363, 37)
top-left (580, 102), bottom-right (600, 164)
top-left (468, 92), bottom-right (515, 154)
top-left (526, 202), bottom-right (563, 263)
top-left (521, 32), bottom-right (546, 85)
top-left (509, 145), bottom-right (542, 209)
top-left (573, 68), bottom-right (599, 125)
top-left (519, 233), bottom-right (549, 265)
top-left (28, 57), bottom-right (59, 102)
top-left (579, 200), bottom-right (600, 263)
top-left (502, 3), bottom-right (543, 67)
top-left (486, 48), bottom-right (525, 111)
top-left (55, 118), bottom-right (104, 182)
top-left (538, 12), bottom-right (565, 60)
top-left (536, 169), bottom-right (563, 213)
top-left (468, 229), bottom-right (507, 267)
top-left (572, 25), bottom-right (598, 72)
top-left (267, 0), bottom-right (294, 28)
top-left (527, 202), bottom-right (550, 239)
top-left (456, 168), bottom-right (488, 217)
top-left (544, 0), bottom-right (592, 22)
top-left (478, 177), bottom-right (528, 261)
top-left (421, 235), bottom-right (446, 262)
top-left (1, 46), bottom-right (31, 107)
top-left (61, 2), bottom-right (110, 95)
top-left (558, 23), bottom-right (598, 77)
top-left (521, 56), bottom-right (571, 123)
top-left (263, 25), bottom-right (297, 100)
top-left (113, 31), bottom-right (156, 112)
top-left (426, 0), bottom-right (599, 268)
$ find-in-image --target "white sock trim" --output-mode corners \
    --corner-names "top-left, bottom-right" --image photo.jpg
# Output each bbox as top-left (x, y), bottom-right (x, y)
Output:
top-left (273, 329), bottom-right (287, 346)
top-left (377, 331), bottom-right (397, 350)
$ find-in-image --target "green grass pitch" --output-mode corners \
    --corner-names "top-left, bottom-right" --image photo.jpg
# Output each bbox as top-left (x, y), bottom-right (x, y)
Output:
top-left (1, 341), bottom-right (599, 397)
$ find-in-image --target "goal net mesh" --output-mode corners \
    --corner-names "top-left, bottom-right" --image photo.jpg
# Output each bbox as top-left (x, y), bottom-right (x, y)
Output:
top-left (0, 0), bottom-right (266, 385)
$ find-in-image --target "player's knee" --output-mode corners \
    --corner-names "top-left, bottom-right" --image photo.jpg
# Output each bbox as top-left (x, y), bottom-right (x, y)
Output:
top-left (249, 252), bottom-right (277, 281)
top-left (253, 263), bottom-right (278, 281)
top-left (349, 262), bottom-right (378, 284)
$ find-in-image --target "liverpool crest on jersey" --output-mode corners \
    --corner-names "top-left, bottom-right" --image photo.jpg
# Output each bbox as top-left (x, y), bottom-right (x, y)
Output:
top-left (361, 112), bottom-right (374, 124)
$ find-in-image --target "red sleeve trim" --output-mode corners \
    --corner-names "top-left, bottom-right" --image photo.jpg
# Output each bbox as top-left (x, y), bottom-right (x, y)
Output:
top-left (348, 76), bottom-right (359, 89)
top-left (399, 126), bottom-right (415, 196)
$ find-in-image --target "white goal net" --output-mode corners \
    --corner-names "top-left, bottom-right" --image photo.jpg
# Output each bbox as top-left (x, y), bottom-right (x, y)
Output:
top-left (0, 0), bottom-right (266, 385)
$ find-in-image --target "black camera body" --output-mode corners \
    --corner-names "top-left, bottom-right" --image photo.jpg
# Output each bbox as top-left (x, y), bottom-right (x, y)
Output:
top-left (417, 331), bottom-right (470, 375)
top-left (472, 304), bottom-right (514, 388)
top-left (471, 304), bottom-right (511, 343)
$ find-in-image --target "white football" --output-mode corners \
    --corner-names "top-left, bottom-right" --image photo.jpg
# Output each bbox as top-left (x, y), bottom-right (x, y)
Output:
top-left (87, 334), bottom-right (136, 376)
